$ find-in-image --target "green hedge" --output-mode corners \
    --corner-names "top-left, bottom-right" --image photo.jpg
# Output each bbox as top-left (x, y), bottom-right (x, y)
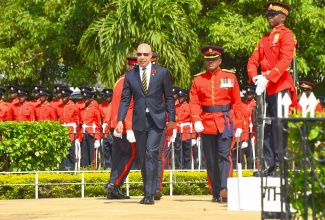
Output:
top-left (0, 170), bottom-right (255, 199)
top-left (0, 121), bottom-right (71, 171)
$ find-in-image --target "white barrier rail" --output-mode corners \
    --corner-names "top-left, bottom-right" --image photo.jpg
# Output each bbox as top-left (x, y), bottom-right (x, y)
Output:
top-left (0, 170), bottom-right (208, 199)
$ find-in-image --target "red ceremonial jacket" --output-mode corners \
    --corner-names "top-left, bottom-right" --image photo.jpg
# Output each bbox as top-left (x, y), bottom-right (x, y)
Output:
top-left (190, 68), bottom-right (244, 135)
top-left (35, 101), bottom-right (56, 121)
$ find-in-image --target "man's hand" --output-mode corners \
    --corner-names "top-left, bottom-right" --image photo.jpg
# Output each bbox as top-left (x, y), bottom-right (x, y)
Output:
top-left (253, 75), bottom-right (269, 87)
top-left (126, 130), bottom-right (136, 143)
top-left (115, 121), bottom-right (124, 133)
top-left (166, 122), bottom-right (174, 130)
top-left (113, 129), bottom-right (122, 139)
top-left (194, 121), bottom-right (204, 133)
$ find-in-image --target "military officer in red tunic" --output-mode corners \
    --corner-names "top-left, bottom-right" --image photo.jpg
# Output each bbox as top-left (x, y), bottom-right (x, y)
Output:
top-left (247, 1), bottom-right (296, 176)
top-left (30, 85), bottom-right (46, 106)
top-left (56, 88), bottom-right (80, 170)
top-left (10, 88), bottom-right (35, 121)
top-left (99, 88), bottom-right (113, 169)
top-left (35, 88), bottom-right (56, 121)
top-left (174, 88), bottom-right (196, 169)
top-left (296, 81), bottom-right (323, 113)
top-left (50, 84), bottom-right (68, 109)
top-left (6, 86), bottom-right (20, 108)
top-left (190, 45), bottom-right (244, 202)
top-left (105, 56), bottom-right (136, 199)
top-left (0, 88), bottom-right (10, 121)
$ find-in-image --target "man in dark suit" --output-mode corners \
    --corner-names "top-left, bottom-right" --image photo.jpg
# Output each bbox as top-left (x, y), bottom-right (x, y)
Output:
top-left (116, 43), bottom-right (175, 205)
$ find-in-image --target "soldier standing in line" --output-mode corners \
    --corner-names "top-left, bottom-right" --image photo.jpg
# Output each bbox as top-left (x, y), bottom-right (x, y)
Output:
top-left (79, 90), bottom-right (102, 168)
top-left (99, 88), bottom-right (114, 169)
top-left (247, 2), bottom-right (296, 177)
top-left (56, 88), bottom-right (80, 170)
top-left (10, 88), bottom-right (35, 121)
top-left (50, 84), bottom-right (68, 109)
top-left (0, 88), bottom-right (10, 121)
top-left (6, 86), bottom-right (20, 108)
top-left (30, 85), bottom-right (46, 106)
top-left (190, 45), bottom-right (244, 202)
top-left (35, 88), bottom-right (56, 121)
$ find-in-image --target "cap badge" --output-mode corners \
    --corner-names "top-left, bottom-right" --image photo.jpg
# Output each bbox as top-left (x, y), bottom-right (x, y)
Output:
top-left (209, 48), bottom-right (212, 52)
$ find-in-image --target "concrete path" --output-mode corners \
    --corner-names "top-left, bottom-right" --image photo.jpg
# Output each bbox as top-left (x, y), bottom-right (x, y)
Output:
top-left (0, 195), bottom-right (261, 220)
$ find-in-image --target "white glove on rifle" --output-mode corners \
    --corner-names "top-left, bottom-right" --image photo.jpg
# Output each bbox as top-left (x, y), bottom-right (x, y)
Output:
top-left (194, 121), bottom-right (204, 133)
top-left (170, 129), bottom-right (177, 142)
top-left (94, 140), bottom-right (100, 149)
top-left (253, 75), bottom-right (269, 95)
top-left (235, 128), bottom-right (242, 138)
top-left (75, 139), bottom-right (80, 148)
top-left (191, 139), bottom-right (197, 146)
top-left (241, 141), bottom-right (248, 149)
top-left (113, 129), bottom-right (122, 139)
top-left (126, 130), bottom-right (136, 143)
top-left (255, 84), bottom-right (266, 95)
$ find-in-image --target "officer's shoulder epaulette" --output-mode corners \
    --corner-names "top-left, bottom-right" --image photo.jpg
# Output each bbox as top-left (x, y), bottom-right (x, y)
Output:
top-left (222, 69), bottom-right (235, 74)
top-left (194, 72), bottom-right (205, 77)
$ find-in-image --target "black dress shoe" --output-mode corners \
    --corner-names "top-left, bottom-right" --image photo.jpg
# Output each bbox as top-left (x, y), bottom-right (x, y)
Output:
top-left (154, 190), bottom-right (163, 200)
top-left (144, 194), bottom-right (155, 205)
top-left (140, 196), bottom-right (146, 204)
top-left (107, 192), bottom-right (120, 200)
top-left (105, 183), bottom-right (120, 197)
top-left (212, 196), bottom-right (222, 202)
top-left (116, 188), bottom-right (130, 199)
top-left (253, 166), bottom-right (275, 177)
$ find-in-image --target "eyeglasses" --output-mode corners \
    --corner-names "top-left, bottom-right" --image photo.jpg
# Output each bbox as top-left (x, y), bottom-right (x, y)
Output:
top-left (136, 53), bottom-right (150, 57)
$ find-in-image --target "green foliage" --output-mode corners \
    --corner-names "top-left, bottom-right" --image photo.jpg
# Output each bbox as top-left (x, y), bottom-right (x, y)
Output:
top-left (78, 0), bottom-right (202, 89)
top-left (287, 112), bottom-right (325, 218)
top-left (0, 121), bottom-right (71, 171)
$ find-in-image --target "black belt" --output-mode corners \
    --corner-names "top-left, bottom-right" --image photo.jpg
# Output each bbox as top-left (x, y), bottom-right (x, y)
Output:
top-left (202, 104), bottom-right (231, 112)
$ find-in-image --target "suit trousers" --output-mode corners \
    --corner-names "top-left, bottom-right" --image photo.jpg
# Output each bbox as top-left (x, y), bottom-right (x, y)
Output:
top-left (109, 131), bottom-right (136, 187)
top-left (156, 131), bottom-right (167, 191)
top-left (134, 114), bottom-right (164, 195)
top-left (81, 132), bottom-right (94, 167)
top-left (263, 90), bottom-right (288, 168)
top-left (202, 133), bottom-right (232, 196)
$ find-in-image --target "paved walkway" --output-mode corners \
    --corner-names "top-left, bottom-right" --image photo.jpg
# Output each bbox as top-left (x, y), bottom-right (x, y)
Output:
top-left (0, 195), bottom-right (261, 220)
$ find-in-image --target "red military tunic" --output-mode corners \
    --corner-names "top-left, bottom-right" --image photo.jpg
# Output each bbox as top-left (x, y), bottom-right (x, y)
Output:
top-left (76, 99), bottom-right (99, 109)
top-left (241, 99), bottom-right (256, 142)
top-left (10, 101), bottom-right (35, 121)
top-left (35, 101), bottom-right (56, 121)
top-left (247, 24), bottom-right (296, 96)
top-left (0, 100), bottom-right (10, 121)
top-left (176, 101), bottom-right (195, 141)
top-left (56, 100), bottom-right (80, 141)
top-left (79, 100), bottom-right (102, 141)
top-left (110, 74), bottom-right (133, 133)
top-left (190, 68), bottom-right (244, 135)
top-left (49, 98), bottom-right (62, 109)
top-left (30, 99), bottom-right (41, 106)
top-left (6, 98), bottom-right (19, 108)
top-left (99, 101), bottom-right (112, 138)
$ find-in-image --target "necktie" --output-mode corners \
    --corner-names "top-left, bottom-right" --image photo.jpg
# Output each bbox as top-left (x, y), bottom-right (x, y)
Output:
top-left (142, 67), bottom-right (148, 93)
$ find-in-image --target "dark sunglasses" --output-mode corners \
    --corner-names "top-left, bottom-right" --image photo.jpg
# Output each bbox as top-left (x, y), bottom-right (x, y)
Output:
top-left (136, 53), bottom-right (150, 57)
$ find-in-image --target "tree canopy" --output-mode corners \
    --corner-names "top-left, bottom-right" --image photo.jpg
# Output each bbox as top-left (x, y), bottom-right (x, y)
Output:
top-left (0, 0), bottom-right (325, 95)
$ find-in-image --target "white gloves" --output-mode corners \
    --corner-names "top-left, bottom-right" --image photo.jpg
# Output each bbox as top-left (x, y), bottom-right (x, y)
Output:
top-left (253, 75), bottom-right (269, 95)
top-left (241, 141), bottom-right (248, 149)
top-left (113, 129), bottom-right (122, 139)
top-left (126, 130), bottom-right (136, 143)
top-left (194, 121), bottom-right (204, 133)
top-left (191, 139), bottom-right (197, 146)
top-left (170, 129), bottom-right (177, 142)
top-left (94, 140), bottom-right (100, 149)
top-left (75, 139), bottom-right (80, 148)
top-left (235, 128), bottom-right (243, 138)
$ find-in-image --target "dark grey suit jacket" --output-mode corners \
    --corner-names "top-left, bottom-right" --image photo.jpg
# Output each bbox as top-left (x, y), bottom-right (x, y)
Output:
top-left (118, 64), bottom-right (175, 131)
